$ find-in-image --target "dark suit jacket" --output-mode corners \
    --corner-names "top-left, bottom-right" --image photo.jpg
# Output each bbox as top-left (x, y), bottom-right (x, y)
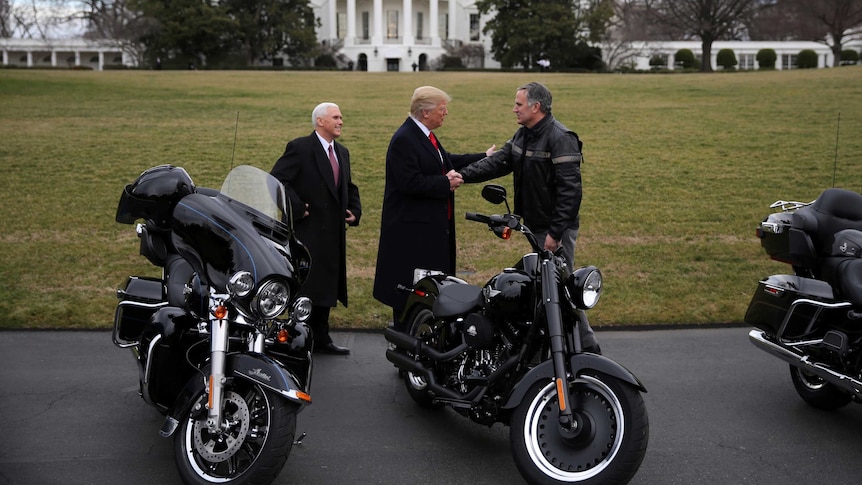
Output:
top-left (373, 118), bottom-right (484, 310)
top-left (271, 131), bottom-right (361, 307)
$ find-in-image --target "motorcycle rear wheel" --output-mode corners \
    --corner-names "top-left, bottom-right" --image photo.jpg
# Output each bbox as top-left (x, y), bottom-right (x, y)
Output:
top-left (789, 364), bottom-right (852, 411)
top-left (511, 372), bottom-right (648, 484)
top-left (174, 380), bottom-right (297, 485)
top-left (404, 307), bottom-right (443, 409)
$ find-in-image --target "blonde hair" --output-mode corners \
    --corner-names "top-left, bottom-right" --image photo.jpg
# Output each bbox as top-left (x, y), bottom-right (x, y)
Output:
top-left (409, 86), bottom-right (451, 118)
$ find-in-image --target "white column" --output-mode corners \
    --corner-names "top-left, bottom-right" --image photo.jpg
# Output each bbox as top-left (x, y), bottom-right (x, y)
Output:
top-left (328, 0), bottom-right (337, 41)
top-left (346, 0), bottom-right (356, 46)
top-left (430, 0), bottom-right (439, 46)
top-left (99, 51), bottom-right (104, 71)
top-left (51, 50), bottom-right (57, 67)
top-left (75, 51), bottom-right (80, 67)
top-left (373, 0), bottom-right (383, 44)
top-left (448, 0), bottom-right (456, 46)
top-left (2, 49), bottom-right (7, 66)
top-left (26, 51), bottom-right (33, 67)
top-left (402, 0), bottom-right (413, 45)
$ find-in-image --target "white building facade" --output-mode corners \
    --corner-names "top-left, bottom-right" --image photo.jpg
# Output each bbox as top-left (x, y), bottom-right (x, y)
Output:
top-left (621, 40), bottom-right (862, 71)
top-left (309, 0), bottom-right (500, 71)
top-left (0, 38), bottom-right (132, 71)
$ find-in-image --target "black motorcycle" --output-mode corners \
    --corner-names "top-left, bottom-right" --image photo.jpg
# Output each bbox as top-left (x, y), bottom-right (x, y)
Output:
top-left (384, 184), bottom-right (649, 485)
top-left (746, 187), bottom-right (862, 410)
top-left (112, 164), bottom-right (314, 485)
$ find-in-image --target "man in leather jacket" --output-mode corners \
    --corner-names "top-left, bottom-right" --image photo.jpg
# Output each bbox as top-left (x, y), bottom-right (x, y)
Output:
top-left (457, 82), bottom-right (599, 352)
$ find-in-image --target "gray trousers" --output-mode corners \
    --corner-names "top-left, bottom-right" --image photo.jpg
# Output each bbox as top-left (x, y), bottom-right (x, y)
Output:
top-left (535, 227), bottom-right (598, 350)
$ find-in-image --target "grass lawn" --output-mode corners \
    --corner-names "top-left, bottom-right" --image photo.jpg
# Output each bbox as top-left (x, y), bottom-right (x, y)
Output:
top-left (1, 67), bottom-right (860, 330)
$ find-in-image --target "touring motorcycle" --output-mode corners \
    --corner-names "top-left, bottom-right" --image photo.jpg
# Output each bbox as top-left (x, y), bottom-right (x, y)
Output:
top-left (746, 187), bottom-right (862, 410)
top-left (112, 164), bottom-right (314, 485)
top-left (384, 184), bottom-right (649, 484)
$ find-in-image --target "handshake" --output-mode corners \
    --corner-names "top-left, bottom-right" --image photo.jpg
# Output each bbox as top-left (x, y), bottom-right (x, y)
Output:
top-left (446, 170), bottom-right (464, 191)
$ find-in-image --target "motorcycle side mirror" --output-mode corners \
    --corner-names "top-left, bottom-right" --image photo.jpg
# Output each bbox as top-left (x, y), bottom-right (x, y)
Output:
top-left (481, 184), bottom-right (512, 214)
top-left (481, 184), bottom-right (507, 204)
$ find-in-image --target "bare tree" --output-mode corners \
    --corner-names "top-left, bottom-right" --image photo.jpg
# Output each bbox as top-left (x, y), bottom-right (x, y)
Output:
top-left (75, 0), bottom-right (149, 64)
top-left (3, 0), bottom-right (78, 39)
top-left (785, 0), bottom-right (862, 66)
top-left (652, 0), bottom-right (761, 72)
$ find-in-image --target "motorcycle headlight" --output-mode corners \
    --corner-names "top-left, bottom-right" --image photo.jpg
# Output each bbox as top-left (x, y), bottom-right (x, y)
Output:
top-left (565, 266), bottom-right (602, 309)
top-left (228, 271), bottom-right (255, 298)
top-left (253, 279), bottom-right (290, 319)
top-left (292, 296), bottom-right (312, 323)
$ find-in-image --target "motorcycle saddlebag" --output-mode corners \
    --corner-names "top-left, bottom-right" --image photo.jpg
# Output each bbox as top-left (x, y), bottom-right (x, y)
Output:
top-left (744, 274), bottom-right (837, 338)
top-left (113, 276), bottom-right (166, 347)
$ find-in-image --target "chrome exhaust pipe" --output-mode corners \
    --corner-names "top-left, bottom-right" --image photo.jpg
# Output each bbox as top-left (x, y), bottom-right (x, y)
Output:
top-left (748, 329), bottom-right (862, 398)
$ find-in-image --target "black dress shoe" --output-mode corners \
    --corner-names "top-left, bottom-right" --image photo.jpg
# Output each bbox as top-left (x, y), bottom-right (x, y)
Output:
top-left (315, 342), bottom-right (350, 355)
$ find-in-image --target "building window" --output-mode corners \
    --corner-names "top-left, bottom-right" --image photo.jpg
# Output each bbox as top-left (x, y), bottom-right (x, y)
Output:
top-left (416, 12), bottom-right (423, 40)
top-left (387, 10), bottom-right (399, 39)
top-left (738, 53), bottom-right (755, 70)
top-left (439, 14), bottom-right (448, 40)
top-left (337, 12), bottom-right (347, 40)
top-left (469, 13), bottom-right (480, 41)
top-left (362, 12), bottom-right (369, 40)
top-left (782, 54), bottom-right (797, 70)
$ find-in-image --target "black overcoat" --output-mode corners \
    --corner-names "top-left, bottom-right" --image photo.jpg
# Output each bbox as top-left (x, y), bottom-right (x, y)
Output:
top-left (373, 118), bottom-right (484, 311)
top-left (271, 132), bottom-right (361, 307)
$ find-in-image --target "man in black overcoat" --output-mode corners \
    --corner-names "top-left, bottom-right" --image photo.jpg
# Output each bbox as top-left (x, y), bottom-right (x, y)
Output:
top-left (272, 102), bottom-right (362, 354)
top-left (373, 86), bottom-right (494, 331)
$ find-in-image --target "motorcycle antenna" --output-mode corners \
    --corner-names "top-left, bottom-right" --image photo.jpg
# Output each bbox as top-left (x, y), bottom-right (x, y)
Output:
top-left (831, 111), bottom-right (840, 188)
top-left (230, 111), bottom-right (240, 171)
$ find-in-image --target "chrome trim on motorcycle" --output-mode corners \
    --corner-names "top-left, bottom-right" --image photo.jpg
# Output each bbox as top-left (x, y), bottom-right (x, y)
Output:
top-left (749, 329), bottom-right (862, 398)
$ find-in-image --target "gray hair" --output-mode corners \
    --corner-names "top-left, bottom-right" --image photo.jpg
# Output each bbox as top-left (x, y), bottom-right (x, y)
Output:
top-left (312, 102), bottom-right (340, 128)
top-left (518, 82), bottom-right (552, 115)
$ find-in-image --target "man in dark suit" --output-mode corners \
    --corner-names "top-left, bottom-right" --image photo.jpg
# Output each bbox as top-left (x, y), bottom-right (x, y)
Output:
top-left (373, 86), bottom-right (494, 332)
top-left (271, 102), bottom-right (362, 355)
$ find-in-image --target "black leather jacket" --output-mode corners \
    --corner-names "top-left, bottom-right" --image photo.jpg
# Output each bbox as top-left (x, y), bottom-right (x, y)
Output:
top-left (460, 114), bottom-right (582, 240)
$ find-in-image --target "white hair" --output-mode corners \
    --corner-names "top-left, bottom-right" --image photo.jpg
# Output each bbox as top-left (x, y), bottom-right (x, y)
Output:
top-left (312, 102), bottom-right (340, 128)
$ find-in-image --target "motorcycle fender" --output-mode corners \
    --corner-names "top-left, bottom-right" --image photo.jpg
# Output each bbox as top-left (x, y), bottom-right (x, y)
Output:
top-left (159, 352), bottom-right (310, 438)
top-left (400, 274), bottom-right (465, 322)
top-left (502, 354), bottom-right (647, 410)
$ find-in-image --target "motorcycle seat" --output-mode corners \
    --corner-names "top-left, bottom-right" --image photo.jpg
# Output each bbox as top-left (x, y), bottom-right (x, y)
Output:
top-left (823, 257), bottom-right (862, 309)
top-left (790, 188), bottom-right (862, 272)
top-left (433, 284), bottom-right (483, 318)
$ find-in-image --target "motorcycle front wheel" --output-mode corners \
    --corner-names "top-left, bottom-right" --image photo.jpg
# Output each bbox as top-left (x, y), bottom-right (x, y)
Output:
top-left (174, 380), bottom-right (297, 485)
top-left (511, 372), bottom-right (648, 484)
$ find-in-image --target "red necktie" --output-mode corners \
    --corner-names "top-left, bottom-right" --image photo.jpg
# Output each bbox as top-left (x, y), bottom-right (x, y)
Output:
top-left (328, 144), bottom-right (340, 187)
top-left (431, 132), bottom-right (453, 220)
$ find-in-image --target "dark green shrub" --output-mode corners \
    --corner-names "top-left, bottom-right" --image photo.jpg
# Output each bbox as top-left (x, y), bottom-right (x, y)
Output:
top-left (756, 49), bottom-right (776, 69)
top-left (314, 54), bottom-right (338, 68)
top-left (649, 54), bottom-right (667, 69)
top-left (716, 49), bottom-right (737, 70)
top-left (797, 49), bottom-right (818, 69)
top-left (441, 55), bottom-right (464, 69)
top-left (674, 49), bottom-right (696, 69)
top-left (840, 49), bottom-right (859, 65)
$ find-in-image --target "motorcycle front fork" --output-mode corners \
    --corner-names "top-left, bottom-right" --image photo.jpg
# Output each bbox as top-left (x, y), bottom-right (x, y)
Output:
top-left (540, 258), bottom-right (578, 429)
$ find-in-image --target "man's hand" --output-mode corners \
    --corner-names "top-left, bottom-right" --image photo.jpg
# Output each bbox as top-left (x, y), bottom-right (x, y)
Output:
top-left (543, 234), bottom-right (561, 252)
top-left (345, 209), bottom-right (357, 224)
top-left (446, 170), bottom-right (464, 191)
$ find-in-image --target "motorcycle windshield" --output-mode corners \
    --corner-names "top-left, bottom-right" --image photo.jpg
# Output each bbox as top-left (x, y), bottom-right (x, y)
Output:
top-left (220, 165), bottom-right (288, 222)
top-left (170, 165), bottom-right (298, 291)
